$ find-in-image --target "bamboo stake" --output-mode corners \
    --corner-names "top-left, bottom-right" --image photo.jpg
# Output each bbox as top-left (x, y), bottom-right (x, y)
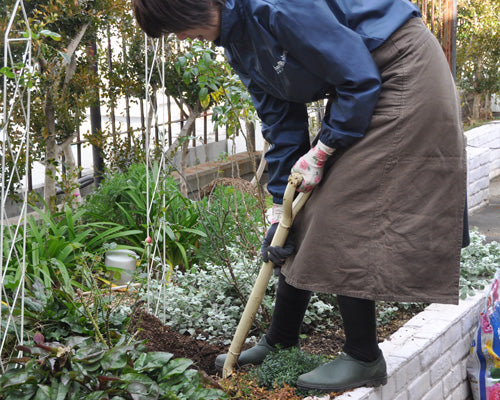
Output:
top-left (222, 172), bottom-right (311, 378)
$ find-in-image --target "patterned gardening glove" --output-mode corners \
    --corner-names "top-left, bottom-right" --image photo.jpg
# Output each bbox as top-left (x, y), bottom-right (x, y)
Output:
top-left (261, 204), bottom-right (295, 268)
top-left (291, 141), bottom-right (335, 192)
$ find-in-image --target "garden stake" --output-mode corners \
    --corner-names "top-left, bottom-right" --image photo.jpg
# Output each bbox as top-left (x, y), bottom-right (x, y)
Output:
top-left (222, 172), bottom-right (311, 378)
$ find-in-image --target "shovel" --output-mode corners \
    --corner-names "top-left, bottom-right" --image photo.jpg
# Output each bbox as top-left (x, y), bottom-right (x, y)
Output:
top-left (222, 172), bottom-right (311, 378)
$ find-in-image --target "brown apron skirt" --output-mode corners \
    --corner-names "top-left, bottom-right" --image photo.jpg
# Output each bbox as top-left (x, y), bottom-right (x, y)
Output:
top-left (281, 18), bottom-right (467, 305)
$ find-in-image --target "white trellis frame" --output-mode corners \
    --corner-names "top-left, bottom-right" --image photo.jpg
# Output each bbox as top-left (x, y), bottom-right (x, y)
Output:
top-left (0, 0), bottom-right (32, 371)
top-left (142, 35), bottom-right (175, 321)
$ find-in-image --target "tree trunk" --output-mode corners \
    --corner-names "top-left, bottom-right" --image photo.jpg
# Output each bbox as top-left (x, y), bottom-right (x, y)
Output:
top-left (43, 97), bottom-right (58, 212)
top-left (61, 136), bottom-right (83, 204)
top-left (44, 137), bottom-right (58, 212)
top-left (484, 94), bottom-right (492, 119)
top-left (165, 105), bottom-right (201, 197)
top-left (472, 92), bottom-right (482, 121)
top-left (89, 39), bottom-right (104, 186)
top-left (179, 133), bottom-right (190, 197)
top-left (245, 121), bottom-right (255, 153)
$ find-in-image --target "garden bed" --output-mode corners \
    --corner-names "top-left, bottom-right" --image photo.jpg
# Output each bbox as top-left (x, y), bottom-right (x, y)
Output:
top-left (128, 305), bottom-right (424, 398)
top-left (127, 287), bottom-right (491, 400)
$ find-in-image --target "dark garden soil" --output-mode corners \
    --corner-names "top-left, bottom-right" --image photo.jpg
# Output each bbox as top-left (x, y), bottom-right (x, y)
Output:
top-left (129, 306), bottom-right (420, 378)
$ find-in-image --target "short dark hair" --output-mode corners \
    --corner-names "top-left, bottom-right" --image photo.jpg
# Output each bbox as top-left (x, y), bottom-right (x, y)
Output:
top-left (132, 0), bottom-right (225, 38)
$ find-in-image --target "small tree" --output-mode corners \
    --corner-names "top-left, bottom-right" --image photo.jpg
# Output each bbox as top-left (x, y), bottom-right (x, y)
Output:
top-left (1, 0), bottom-right (129, 210)
top-left (160, 38), bottom-right (229, 196)
top-left (456, 0), bottom-right (500, 121)
top-left (89, 8), bottom-right (149, 172)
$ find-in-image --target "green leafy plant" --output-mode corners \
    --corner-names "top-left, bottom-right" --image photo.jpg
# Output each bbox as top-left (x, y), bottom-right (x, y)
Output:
top-left (0, 333), bottom-right (226, 400)
top-left (376, 302), bottom-right (426, 325)
top-left (143, 256), bottom-right (272, 343)
top-left (196, 183), bottom-right (265, 266)
top-left (21, 278), bottom-right (132, 346)
top-left (377, 304), bottom-right (401, 325)
top-left (83, 163), bottom-right (206, 269)
top-left (254, 347), bottom-right (327, 390)
top-left (3, 199), bottom-right (141, 294)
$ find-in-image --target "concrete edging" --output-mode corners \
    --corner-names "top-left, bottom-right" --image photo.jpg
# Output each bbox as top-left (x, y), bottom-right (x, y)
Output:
top-left (466, 121), bottom-right (500, 213)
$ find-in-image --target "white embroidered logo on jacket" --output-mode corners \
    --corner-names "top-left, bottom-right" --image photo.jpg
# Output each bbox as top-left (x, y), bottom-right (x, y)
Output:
top-left (273, 50), bottom-right (288, 74)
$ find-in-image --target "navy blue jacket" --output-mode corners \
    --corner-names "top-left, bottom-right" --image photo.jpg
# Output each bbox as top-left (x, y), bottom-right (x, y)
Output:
top-left (215, 0), bottom-right (420, 203)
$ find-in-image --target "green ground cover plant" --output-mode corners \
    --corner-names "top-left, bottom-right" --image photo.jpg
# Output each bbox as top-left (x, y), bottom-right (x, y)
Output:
top-left (460, 229), bottom-right (500, 298)
top-left (142, 259), bottom-right (337, 345)
top-left (83, 163), bottom-right (206, 270)
top-left (254, 347), bottom-right (327, 391)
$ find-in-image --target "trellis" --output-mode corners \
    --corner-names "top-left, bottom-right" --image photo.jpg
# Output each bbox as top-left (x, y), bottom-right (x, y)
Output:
top-left (143, 35), bottom-right (175, 321)
top-left (0, 0), bottom-right (32, 371)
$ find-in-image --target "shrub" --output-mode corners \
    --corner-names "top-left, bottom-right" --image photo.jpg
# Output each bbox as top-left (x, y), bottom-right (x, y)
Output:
top-left (254, 346), bottom-right (327, 389)
top-left (195, 183), bottom-right (265, 266)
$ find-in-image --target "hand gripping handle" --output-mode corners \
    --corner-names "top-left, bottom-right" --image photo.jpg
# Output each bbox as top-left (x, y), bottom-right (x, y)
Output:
top-left (222, 173), bottom-right (311, 378)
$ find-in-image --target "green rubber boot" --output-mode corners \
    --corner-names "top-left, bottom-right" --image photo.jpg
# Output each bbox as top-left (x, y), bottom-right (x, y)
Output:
top-left (296, 351), bottom-right (387, 393)
top-left (215, 335), bottom-right (298, 372)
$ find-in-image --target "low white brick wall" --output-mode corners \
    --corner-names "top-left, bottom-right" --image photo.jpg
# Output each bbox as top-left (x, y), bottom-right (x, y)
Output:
top-left (467, 146), bottom-right (491, 213)
top-left (334, 287), bottom-right (489, 400)
top-left (466, 122), bottom-right (500, 179)
top-left (466, 121), bottom-right (500, 213)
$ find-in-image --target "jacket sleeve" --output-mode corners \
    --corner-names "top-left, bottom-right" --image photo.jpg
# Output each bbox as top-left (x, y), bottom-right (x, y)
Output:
top-left (270, 0), bottom-right (382, 149)
top-left (238, 72), bottom-right (310, 204)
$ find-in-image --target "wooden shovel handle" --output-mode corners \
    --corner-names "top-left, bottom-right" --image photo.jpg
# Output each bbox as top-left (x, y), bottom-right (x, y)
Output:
top-left (222, 173), bottom-right (311, 378)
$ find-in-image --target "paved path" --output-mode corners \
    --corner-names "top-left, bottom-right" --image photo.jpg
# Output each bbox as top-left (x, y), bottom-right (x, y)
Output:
top-left (469, 175), bottom-right (500, 243)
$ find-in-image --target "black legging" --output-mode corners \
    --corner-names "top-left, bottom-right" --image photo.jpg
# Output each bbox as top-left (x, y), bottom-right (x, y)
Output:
top-left (266, 273), bottom-right (380, 362)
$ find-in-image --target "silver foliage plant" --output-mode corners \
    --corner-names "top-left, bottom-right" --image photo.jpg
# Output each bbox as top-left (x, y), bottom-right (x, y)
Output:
top-left (459, 230), bottom-right (500, 299)
top-left (141, 248), bottom-right (334, 345)
top-left (142, 232), bottom-right (500, 344)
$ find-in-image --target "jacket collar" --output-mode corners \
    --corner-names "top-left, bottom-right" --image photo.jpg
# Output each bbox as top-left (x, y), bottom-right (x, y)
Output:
top-left (214, 0), bottom-right (240, 47)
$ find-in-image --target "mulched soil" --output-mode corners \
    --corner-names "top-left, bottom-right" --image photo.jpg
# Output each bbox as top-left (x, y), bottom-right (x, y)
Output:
top-left (129, 309), bottom-right (227, 375)
top-left (129, 306), bottom-right (418, 378)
